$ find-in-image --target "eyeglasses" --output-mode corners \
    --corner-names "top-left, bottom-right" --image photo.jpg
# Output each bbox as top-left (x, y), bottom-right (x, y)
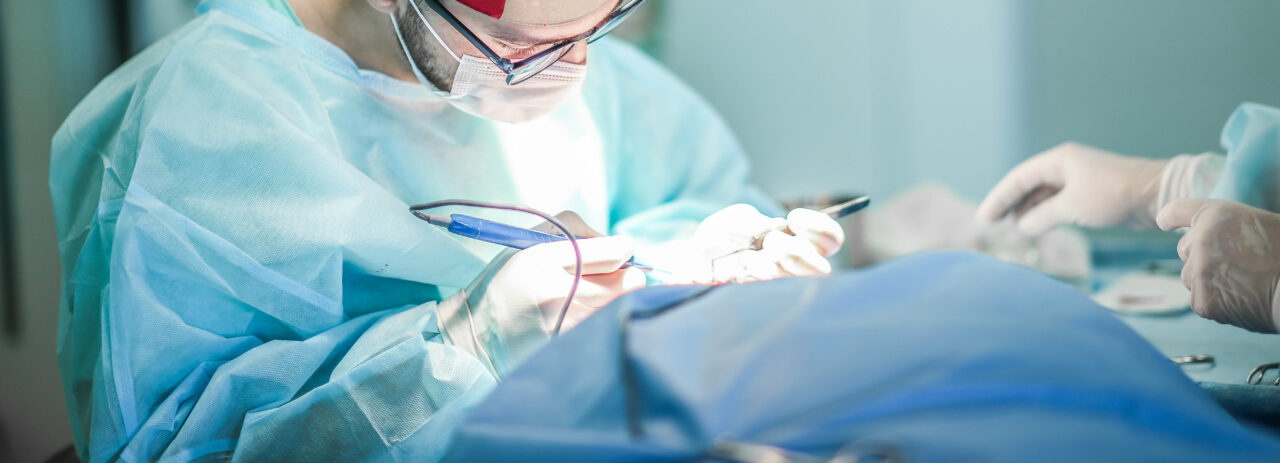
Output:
top-left (417, 0), bottom-right (649, 85)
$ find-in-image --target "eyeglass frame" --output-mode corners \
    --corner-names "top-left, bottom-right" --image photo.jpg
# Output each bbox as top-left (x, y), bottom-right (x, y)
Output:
top-left (416, 0), bottom-right (649, 85)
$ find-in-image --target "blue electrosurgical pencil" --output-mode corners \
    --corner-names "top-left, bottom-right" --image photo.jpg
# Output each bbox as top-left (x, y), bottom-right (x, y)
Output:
top-left (421, 213), bottom-right (655, 272)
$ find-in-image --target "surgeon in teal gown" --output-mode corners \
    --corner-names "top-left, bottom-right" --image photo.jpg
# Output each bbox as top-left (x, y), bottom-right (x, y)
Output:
top-left (49, 0), bottom-right (847, 461)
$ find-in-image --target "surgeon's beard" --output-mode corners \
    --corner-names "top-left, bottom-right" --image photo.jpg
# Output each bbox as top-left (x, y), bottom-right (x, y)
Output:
top-left (395, 5), bottom-right (458, 92)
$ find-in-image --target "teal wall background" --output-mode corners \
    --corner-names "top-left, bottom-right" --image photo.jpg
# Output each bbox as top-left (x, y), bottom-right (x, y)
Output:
top-left (1022, 0), bottom-right (1280, 159)
top-left (656, 0), bottom-right (1280, 203)
top-left (659, 0), bottom-right (1023, 203)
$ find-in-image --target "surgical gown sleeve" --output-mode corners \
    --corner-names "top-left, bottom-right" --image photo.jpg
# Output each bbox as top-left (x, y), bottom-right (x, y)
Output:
top-left (50, 25), bottom-right (495, 462)
top-left (584, 39), bottom-right (780, 244)
top-left (1210, 102), bottom-right (1280, 211)
top-left (1159, 103), bottom-right (1280, 213)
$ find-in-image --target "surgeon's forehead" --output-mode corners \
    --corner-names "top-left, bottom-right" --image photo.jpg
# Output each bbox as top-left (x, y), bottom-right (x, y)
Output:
top-left (444, 0), bottom-right (621, 44)
top-left (454, 0), bottom-right (614, 25)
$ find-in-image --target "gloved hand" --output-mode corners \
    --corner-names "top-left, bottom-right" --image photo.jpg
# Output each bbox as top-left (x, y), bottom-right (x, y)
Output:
top-left (1157, 198), bottom-right (1280, 333)
top-left (436, 212), bottom-right (647, 376)
top-left (977, 143), bottom-right (1168, 235)
top-left (649, 204), bottom-right (844, 284)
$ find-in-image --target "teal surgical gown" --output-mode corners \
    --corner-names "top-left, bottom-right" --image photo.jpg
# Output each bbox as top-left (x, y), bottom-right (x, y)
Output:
top-left (1213, 102), bottom-right (1280, 211)
top-left (49, 1), bottom-right (773, 461)
top-left (1162, 103), bottom-right (1280, 212)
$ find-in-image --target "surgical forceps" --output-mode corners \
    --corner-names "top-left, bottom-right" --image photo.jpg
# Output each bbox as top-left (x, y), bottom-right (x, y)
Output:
top-left (745, 196), bottom-right (871, 251)
top-left (1248, 362), bottom-right (1280, 386)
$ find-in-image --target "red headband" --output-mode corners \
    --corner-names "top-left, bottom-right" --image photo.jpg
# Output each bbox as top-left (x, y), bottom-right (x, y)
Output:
top-left (454, 0), bottom-right (613, 25)
top-left (457, 0), bottom-right (505, 19)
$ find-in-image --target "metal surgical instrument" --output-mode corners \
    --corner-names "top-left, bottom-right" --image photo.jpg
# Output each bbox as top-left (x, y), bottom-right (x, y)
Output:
top-left (1248, 362), bottom-right (1280, 386)
top-left (1170, 354), bottom-right (1215, 366)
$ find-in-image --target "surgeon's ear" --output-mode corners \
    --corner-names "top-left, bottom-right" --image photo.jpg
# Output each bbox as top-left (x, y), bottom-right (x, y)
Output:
top-left (366, 0), bottom-right (398, 13)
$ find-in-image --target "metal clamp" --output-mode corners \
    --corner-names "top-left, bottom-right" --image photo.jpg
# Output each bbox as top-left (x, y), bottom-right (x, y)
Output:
top-left (1248, 362), bottom-right (1280, 386)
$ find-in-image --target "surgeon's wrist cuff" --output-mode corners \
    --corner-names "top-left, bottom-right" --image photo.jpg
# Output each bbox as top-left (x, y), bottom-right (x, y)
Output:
top-left (1158, 153), bottom-right (1226, 213)
top-left (436, 290), bottom-right (498, 372)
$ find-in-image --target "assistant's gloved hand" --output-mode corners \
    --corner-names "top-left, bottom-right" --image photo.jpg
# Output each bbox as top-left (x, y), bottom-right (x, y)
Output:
top-left (436, 213), bottom-right (647, 376)
top-left (977, 143), bottom-right (1168, 235)
top-left (647, 204), bottom-right (844, 284)
top-left (1157, 198), bottom-right (1280, 334)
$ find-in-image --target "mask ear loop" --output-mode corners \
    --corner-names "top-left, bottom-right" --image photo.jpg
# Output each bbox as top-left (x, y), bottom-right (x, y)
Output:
top-left (389, 13), bottom-right (437, 86)
top-left (407, 0), bottom-right (463, 62)
top-left (390, 9), bottom-right (465, 98)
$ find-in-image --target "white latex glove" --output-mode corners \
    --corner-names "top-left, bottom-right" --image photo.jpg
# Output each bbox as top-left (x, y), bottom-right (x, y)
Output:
top-left (977, 143), bottom-right (1168, 235)
top-left (651, 204), bottom-right (844, 284)
top-left (437, 213), bottom-right (647, 375)
top-left (1157, 198), bottom-right (1280, 334)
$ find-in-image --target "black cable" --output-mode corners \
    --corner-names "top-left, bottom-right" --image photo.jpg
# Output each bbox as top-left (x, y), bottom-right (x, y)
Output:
top-left (410, 200), bottom-right (583, 337)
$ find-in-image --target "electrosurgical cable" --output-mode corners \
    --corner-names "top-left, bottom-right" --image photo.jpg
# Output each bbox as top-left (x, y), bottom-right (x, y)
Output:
top-left (418, 212), bottom-right (655, 272)
top-left (410, 200), bottom-right (582, 337)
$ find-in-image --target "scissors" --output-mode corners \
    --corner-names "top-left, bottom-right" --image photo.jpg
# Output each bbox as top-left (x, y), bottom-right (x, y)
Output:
top-left (1248, 362), bottom-right (1280, 386)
